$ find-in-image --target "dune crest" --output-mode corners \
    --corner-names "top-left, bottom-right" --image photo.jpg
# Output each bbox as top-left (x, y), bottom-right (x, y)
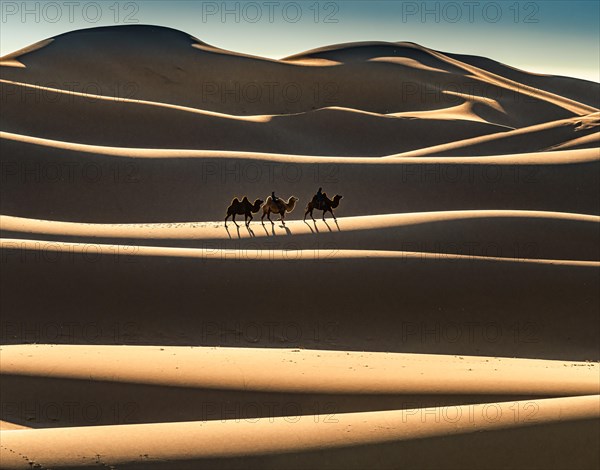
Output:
top-left (1, 345), bottom-right (598, 395)
top-left (1, 396), bottom-right (598, 468)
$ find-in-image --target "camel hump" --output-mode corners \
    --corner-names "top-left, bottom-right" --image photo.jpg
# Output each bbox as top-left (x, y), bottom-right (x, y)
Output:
top-left (241, 196), bottom-right (250, 203)
top-left (231, 197), bottom-right (241, 205)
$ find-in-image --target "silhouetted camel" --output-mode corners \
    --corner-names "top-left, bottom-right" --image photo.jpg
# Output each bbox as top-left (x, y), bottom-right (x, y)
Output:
top-left (261, 196), bottom-right (299, 225)
top-left (304, 193), bottom-right (343, 221)
top-left (225, 197), bottom-right (264, 226)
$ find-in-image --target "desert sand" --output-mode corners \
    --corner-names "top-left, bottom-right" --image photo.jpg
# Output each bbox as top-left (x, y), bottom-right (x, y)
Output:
top-left (0, 24), bottom-right (599, 469)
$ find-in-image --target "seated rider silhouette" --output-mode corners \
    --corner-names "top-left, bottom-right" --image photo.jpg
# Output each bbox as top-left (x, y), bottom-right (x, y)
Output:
top-left (315, 187), bottom-right (325, 209)
top-left (272, 191), bottom-right (282, 211)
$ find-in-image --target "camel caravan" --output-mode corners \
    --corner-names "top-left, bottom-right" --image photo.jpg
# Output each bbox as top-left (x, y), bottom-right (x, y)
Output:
top-left (225, 188), bottom-right (343, 227)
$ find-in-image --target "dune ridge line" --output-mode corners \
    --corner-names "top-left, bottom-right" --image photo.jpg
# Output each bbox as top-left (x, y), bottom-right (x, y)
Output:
top-left (1, 345), bottom-right (598, 395)
top-left (0, 395), bottom-right (598, 468)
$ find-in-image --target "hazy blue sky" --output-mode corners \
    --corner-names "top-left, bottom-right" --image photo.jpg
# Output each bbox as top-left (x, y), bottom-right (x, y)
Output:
top-left (1, 1), bottom-right (598, 81)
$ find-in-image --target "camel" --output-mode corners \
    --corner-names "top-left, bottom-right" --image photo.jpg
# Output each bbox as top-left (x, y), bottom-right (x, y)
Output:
top-left (304, 193), bottom-right (343, 221)
top-left (225, 197), bottom-right (264, 226)
top-left (261, 196), bottom-right (299, 225)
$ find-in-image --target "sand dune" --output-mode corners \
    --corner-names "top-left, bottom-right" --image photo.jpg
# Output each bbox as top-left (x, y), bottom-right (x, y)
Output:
top-left (3, 374), bottom-right (542, 430)
top-left (2, 238), bottom-right (597, 266)
top-left (0, 421), bottom-right (30, 430)
top-left (11, 346), bottom-right (584, 431)
top-left (287, 41), bottom-right (598, 116)
top-left (1, 24), bottom-right (598, 469)
top-left (0, 39), bottom-right (54, 68)
top-left (389, 113), bottom-right (599, 157)
top-left (2, 238), bottom-right (598, 359)
top-left (0, 80), bottom-right (510, 155)
top-left (2, 78), bottom-right (597, 155)
top-left (546, 131), bottom-right (600, 151)
top-left (2, 345), bottom-right (598, 395)
top-left (0, 396), bottom-right (598, 469)
top-left (2, 132), bottom-right (599, 222)
top-left (2, 26), bottom-right (597, 126)
top-left (441, 50), bottom-right (600, 108)
top-left (1, 211), bottom-right (599, 261)
top-left (5, 129), bottom-right (599, 162)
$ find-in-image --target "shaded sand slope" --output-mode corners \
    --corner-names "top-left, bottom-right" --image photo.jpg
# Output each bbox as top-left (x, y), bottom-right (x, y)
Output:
top-left (0, 374), bottom-right (541, 428)
top-left (4, 77), bottom-right (597, 154)
top-left (2, 211), bottom-right (599, 261)
top-left (287, 41), bottom-right (600, 111)
top-left (390, 112), bottom-right (600, 157)
top-left (1, 26), bottom-right (596, 128)
top-left (548, 131), bottom-right (600, 151)
top-left (0, 395), bottom-right (598, 469)
top-left (3, 345), bottom-right (597, 428)
top-left (0, 80), bottom-right (509, 155)
top-left (1, 134), bottom-right (598, 222)
top-left (441, 50), bottom-right (600, 108)
top-left (1, 240), bottom-right (598, 359)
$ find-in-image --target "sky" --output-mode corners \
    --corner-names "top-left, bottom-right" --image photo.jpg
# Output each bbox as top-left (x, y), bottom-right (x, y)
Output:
top-left (1, 1), bottom-right (598, 81)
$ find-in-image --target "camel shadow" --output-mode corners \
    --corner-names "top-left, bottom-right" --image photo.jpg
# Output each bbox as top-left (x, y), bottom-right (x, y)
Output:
top-left (246, 225), bottom-right (255, 237)
top-left (323, 220), bottom-right (333, 232)
top-left (260, 221), bottom-right (279, 237)
top-left (224, 224), bottom-right (232, 239)
top-left (334, 219), bottom-right (341, 232)
top-left (260, 222), bottom-right (271, 237)
top-left (257, 219), bottom-right (292, 236)
top-left (303, 220), bottom-right (315, 234)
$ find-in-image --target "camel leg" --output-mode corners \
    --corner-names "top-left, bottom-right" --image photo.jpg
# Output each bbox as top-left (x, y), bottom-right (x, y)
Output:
top-left (304, 203), bottom-right (312, 221)
top-left (322, 210), bottom-right (327, 221)
top-left (280, 211), bottom-right (285, 225)
top-left (330, 209), bottom-right (337, 220)
top-left (232, 213), bottom-right (239, 226)
top-left (246, 213), bottom-right (253, 225)
top-left (267, 210), bottom-right (274, 224)
top-left (225, 213), bottom-right (230, 226)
